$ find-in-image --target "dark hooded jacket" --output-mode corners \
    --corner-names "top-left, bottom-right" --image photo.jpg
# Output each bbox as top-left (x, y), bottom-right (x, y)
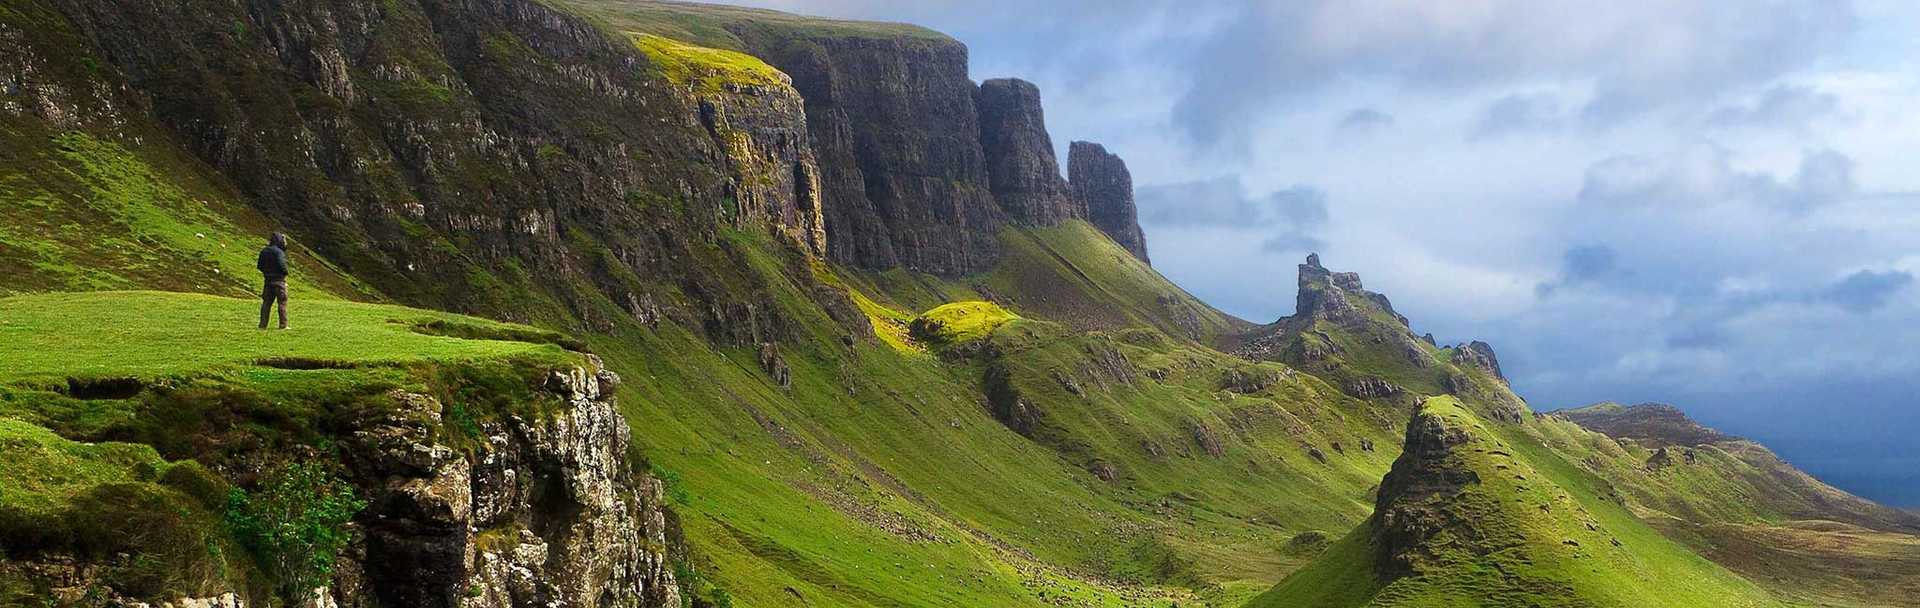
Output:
top-left (257, 233), bottom-right (289, 282)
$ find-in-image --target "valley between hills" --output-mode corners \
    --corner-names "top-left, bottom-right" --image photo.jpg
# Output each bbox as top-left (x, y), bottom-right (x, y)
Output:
top-left (1, 1), bottom-right (1915, 606)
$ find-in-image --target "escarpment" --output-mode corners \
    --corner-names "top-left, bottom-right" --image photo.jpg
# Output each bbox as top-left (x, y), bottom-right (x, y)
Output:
top-left (5, 0), bottom-right (836, 341)
top-left (732, 29), bottom-right (1007, 274)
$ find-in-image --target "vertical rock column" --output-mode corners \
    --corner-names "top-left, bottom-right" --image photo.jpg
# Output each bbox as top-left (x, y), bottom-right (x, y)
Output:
top-left (976, 78), bottom-right (1080, 225)
top-left (1068, 141), bottom-right (1150, 263)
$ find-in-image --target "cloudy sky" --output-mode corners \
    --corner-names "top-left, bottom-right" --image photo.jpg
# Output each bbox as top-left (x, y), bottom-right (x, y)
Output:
top-left (716, 0), bottom-right (1920, 506)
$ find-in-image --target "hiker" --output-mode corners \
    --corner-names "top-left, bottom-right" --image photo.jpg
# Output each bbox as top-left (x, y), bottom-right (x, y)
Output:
top-left (257, 232), bottom-right (290, 329)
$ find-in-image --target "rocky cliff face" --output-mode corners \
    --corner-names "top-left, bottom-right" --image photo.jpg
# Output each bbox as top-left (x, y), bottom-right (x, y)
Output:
top-left (977, 78), bottom-right (1080, 226)
top-left (1068, 141), bottom-right (1150, 263)
top-left (734, 31), bottom-right (1005, 275)
top-left (7, 0), bottom-right (841, 342)
top-left (332, 356), bottom-right (678, 608)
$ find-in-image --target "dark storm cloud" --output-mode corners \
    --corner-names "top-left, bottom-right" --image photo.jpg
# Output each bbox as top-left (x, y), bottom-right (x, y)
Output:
top-left (1825, 270), bottom-right (1914, 313)
top-left (1136, 177), bottom-right (1329, 255)
top-left (1535, 244), bottom-right (1618, 297)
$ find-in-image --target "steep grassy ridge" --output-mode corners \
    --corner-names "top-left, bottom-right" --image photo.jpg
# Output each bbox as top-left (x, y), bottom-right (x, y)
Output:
top-left (1251, 397), bottom-right (1780, 608)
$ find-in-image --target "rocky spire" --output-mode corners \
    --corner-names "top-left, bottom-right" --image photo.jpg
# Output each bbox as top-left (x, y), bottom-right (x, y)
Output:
top-left (977, 78), bottom-right (1080, 225)
top-left (1068, 141), bottom-right (1150, 263)
top-left (1295, 253), bottom-right (1406, 325)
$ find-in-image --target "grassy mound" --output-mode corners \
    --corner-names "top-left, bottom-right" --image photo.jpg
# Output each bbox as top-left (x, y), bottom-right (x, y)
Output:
top-left (909, 300), bottom-right (1019, 344)
top-left (0, 418), bottom-right (232, 602)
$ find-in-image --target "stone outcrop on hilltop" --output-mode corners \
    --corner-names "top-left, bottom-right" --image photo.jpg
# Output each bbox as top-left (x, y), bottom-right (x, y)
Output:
top-left (735, 31), bottom-right (1006, 274)
top-left (1294, 253), bottom-right (1406, 325)
top-left (1069, 141), bottom-right (1152, 263)
top-left (977, 78), bottom-right (1082, 226)
top-left (1229, 255), bottom-right (1528, 421)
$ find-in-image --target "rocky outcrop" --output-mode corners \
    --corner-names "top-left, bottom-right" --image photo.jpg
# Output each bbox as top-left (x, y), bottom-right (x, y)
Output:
top-left (1295, 254), bottom-right (1406, 325)
top-left (1068, 141), bottom-right (1150, 263)
top-left (335, 356), bottom-right (678, 608)
top-left (1373, 404), bottom-right (1483, 575)
top-left (977, 78), bottom-right (1080, 226)
top-left (1344, 376), bottom-right (1404, 399)
top-left (1555, 403), bottom-right (1731, 448)
top-left (1449, 341), bottom-right (1506, 384)
top-left (734, 30), bottom-right (1005, 275)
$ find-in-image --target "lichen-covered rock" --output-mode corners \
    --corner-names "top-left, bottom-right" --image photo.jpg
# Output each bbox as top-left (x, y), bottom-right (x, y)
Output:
top-left (336, 356), bottom-right (678, 608)
top-left (977, 78), bottom-right (1080, 226)
top-left (1068, 141), bottom-right (1150, 263)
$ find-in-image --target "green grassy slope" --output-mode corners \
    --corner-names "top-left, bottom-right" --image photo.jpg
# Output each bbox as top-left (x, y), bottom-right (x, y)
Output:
top-left (582, 225), bottom-right (1407, 607)
top-left (0, 119), bottom-right (367, 300)
top-left (3, 1), bottom-right (1908, 605)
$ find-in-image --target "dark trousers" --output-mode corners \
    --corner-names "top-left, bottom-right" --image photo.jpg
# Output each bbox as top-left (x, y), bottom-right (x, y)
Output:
top-left (260, 280), bottom-right (289, 328)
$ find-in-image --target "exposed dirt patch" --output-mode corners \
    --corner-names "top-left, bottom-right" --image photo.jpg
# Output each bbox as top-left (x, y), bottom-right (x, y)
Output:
top-left (63, 376), bottom-right (144, 400)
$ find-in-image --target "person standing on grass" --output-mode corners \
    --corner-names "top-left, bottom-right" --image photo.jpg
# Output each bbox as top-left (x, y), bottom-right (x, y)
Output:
top-left (257, 232), bottom-right (290, 330)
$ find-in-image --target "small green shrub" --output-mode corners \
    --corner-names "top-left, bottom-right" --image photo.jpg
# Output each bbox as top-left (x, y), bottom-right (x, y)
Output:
top-left (225, 462), bottom-right (365, 600)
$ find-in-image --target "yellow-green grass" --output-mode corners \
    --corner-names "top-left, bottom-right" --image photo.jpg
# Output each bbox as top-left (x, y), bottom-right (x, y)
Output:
top-left (631, 33), bottom-right (787, 95)
top-left (0, 291), bottom-right (577, 383)
top-left (553, 0), bottom-right (950, 54)
top-left (911, 300), bottom-right (1019, 343)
